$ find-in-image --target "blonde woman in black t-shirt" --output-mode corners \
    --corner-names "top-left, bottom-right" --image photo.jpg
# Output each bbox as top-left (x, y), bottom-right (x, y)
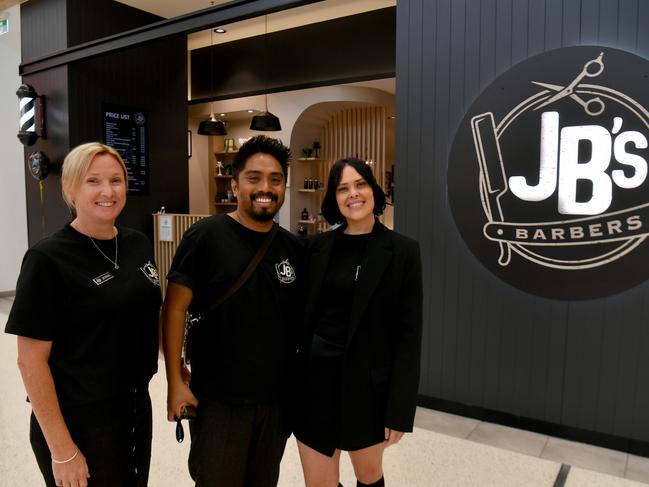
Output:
top-left (5, 142), bottom-right (161, 487)
top-left (295, 157), bottom-right (423, 487)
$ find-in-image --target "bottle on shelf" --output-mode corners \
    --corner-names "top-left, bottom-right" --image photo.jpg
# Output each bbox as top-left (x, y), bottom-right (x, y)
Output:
top-left (303, 177), bottom-right (308, 189)
top-left (301, 207), bottom-right (309, 220)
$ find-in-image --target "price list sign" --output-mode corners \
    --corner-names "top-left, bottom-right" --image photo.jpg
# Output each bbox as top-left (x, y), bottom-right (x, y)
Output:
top-left (103, 104), bottom-right (149, 195)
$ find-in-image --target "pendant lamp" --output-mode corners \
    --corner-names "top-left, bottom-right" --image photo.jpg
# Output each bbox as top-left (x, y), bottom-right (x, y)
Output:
top-left (198, 111), bottom-right (227, 135)
top-left (250, 95), bottom-right (282, 131)
top-left (250, 16), bottom-right (281, 131)
top-left (198, 27), bottom-right (227, 136)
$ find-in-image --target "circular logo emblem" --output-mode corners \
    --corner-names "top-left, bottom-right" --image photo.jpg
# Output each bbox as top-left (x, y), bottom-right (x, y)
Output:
top-left (135, 112), bottom-right (146, 125)
top-left (448, 46), bottom-right (649, 300)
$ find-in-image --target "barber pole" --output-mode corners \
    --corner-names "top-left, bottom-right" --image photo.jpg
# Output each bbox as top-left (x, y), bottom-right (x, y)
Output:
top-left (16, 84), bottom-right (40, 146)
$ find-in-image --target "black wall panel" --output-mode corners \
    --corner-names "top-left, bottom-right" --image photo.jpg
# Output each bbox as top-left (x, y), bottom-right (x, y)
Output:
top-left (21, 66), bottom-right (71, 244)
top-left (397, 0), bottom-right (649, 445)
top-left (21, 0), bottom-right (68, 61)
top-left (190, 7), bottom-right (396, 101)
top-left (68, 36), bottom-right (188, 235)
top-left (66, 0), bottom-right (162, 48)
top-left (20, 0), bottom-right (162, 63)
top-left (21, 1), bottom-right (188, 244)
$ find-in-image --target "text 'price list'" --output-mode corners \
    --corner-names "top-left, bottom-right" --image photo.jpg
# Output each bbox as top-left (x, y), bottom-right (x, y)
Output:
top-left (104, 104), bottom-right (149, 195)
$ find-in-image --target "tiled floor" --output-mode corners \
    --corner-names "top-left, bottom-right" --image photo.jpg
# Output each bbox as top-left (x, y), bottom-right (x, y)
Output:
top-left (2, 295), bottom-right (649, 485)
top-left (414, 407), bottom-right (649, 484)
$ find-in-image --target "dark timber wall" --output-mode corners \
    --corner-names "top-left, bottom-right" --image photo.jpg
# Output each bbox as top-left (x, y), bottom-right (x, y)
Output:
top-left (395, 0), bottom-right (649, 450)
top-left (20, 0), bottom-right (187, 243)
top-left (190, 7), bottom-right (396, 102)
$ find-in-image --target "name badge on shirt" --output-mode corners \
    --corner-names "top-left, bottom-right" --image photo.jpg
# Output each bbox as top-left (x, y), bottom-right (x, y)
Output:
top-left (92, 272), bottom-right (115, 286)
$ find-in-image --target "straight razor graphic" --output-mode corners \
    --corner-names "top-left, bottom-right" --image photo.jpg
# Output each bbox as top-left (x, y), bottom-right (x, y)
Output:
top-left (471, 112), bottom-right (511, 266)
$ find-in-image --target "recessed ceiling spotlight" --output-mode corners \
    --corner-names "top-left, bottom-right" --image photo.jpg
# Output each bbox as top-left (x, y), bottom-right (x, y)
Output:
top-left (214, 28), bottom-right (226, 34)
top-left (219, 113), bottom-right (225, 117)
top-left (247, 109), bottom-right (254, 113)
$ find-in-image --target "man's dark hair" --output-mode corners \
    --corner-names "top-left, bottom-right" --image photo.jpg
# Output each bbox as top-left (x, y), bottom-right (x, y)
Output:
top-left (232, 135), bottom-right (291, 181)
top-left (321, 157), bottom-right (386, 225)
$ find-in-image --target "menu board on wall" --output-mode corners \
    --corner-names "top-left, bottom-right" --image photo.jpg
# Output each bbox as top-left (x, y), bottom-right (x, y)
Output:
top-left (103, 103), bottom-right (149, 195)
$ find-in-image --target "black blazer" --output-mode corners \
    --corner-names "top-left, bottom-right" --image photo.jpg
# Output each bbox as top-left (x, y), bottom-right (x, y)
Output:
top-left (303, 221), bottom-right (423, 442)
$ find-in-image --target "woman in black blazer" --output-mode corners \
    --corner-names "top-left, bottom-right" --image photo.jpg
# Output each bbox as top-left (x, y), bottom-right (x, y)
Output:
top-left (295, 157), bottom-right (423, 487)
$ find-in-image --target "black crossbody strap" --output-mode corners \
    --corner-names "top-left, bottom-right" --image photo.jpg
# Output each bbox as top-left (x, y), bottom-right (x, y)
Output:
top-left (203, 223), bottom-right (279, 316)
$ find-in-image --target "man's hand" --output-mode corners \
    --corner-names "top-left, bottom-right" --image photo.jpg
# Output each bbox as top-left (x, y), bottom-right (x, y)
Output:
top-left (167, 379), bottom-right (199, 421)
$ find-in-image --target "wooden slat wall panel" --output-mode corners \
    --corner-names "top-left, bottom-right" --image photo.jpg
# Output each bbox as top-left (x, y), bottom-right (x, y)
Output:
top-left (397, 0), bottom-right (649, 443)
top-left (153, 214), bottom-right (209, 297)
top-left (320, 106), bottom-right (387, 189)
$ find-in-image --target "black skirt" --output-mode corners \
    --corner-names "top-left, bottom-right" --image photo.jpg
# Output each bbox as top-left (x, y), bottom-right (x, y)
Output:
top-left (294, 340), bottom-right (385, 457)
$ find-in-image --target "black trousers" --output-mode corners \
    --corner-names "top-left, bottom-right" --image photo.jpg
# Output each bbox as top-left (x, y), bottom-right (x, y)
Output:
top-left (188, 397), bottom-right (289, 487)
top-left (30, 388), bottom-right (152, 487)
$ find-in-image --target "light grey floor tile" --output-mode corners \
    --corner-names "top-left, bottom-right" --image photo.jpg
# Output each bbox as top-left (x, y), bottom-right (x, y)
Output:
top-left (566, 466), bottom-right (649, 487)
top-left (626, 454), bottom-right (649, 484)
top-left (541, 437), bottom-right (628, 477)
top-left (467, 420), bottom-right (549, 457)
top-left (0, 297), bottom-right (14, 315)
top-left (414, 406), bottom-right (480, 439)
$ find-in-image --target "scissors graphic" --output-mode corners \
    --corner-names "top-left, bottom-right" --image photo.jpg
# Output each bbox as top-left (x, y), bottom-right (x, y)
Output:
top-left (533, 52), bottom-right (605, 116)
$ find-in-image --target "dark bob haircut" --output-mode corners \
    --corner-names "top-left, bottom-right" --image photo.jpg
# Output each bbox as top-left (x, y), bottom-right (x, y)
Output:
top-left (233, 135), bottom-right (291, 181)
top-left (321, 157), bottom-right (387, 225)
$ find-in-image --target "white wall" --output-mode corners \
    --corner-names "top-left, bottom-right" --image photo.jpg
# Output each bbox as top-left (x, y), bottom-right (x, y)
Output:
top-left (187, 119), bottom-right (211, 215)
top-left (0, 6), bottom-right (28, 293)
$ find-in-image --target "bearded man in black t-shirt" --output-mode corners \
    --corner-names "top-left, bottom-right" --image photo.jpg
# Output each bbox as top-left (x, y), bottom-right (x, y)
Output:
top-left (162, 135), bottom-right (302, 487)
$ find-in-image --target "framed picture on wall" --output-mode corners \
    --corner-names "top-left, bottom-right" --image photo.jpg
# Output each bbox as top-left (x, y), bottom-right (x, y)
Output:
top-left (385, 169), bottom-right (393, 204)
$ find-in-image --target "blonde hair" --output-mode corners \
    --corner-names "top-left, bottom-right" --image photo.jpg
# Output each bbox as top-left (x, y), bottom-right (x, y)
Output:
top-left (61, 142), bottom-right (128, 210)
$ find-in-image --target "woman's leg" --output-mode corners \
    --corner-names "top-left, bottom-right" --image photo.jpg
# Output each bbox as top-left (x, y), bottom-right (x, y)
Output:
top-left (297, 439), bottom-right (342, 487)
top-left (348, 442), bottom-right (385, 485)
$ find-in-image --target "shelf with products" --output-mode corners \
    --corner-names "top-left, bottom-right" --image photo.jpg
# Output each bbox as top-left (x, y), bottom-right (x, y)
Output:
top-left (210, 149), bottom-right (237, 214)
top-left (291, 147), bottom-right (328, 235)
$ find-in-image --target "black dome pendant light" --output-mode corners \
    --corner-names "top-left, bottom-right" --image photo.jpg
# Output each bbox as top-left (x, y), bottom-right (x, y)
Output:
top-left (250, 15), bottom-right (281, 131)
top-left (198, 27), bottom-right (227, 136)
top-left (198, 113), bottom-right (227, 136)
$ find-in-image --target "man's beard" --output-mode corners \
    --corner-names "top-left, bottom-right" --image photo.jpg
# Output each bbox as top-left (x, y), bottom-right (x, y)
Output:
top-left (247, 192), bottom-right (281, 222)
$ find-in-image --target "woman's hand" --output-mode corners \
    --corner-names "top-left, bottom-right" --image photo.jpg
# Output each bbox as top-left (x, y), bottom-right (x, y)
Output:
top-left (384, 427), bottom-right (405, 447)
top-left (52, 448), bottom-right (90, 487)
top-left (167, 379), bottom-right (199, 421)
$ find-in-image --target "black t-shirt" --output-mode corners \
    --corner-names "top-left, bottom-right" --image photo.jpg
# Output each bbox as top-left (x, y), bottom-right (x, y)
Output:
top-left (314, 232), bottom-right (369, 347)
top-left (167, 214), bottom-right (303, 404)
top-left (5, 224), bottom-right (162, 407)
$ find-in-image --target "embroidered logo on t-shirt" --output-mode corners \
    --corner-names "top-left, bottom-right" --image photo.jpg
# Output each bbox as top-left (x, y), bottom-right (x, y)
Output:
top-left (140, 261), bottom-right (160, 287)
top-left (275, 259), bottom-right (296, 284)
top-left (92, 272), bottom-right (114, 286)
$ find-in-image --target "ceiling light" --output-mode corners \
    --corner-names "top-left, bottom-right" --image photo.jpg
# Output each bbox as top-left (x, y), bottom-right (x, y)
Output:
top-left (198, 28), bottom-right (227, 136)
top-left (214, 28), bottom-right (226, 34)
top-left (198, 113), bottom-right (227, 136)
top-left (250, 16), bottom-right (281, 131)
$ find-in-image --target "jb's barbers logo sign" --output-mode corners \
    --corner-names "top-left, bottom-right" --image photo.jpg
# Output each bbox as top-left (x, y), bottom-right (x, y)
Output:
top-left (448, 46), bottom-right (649, 300)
